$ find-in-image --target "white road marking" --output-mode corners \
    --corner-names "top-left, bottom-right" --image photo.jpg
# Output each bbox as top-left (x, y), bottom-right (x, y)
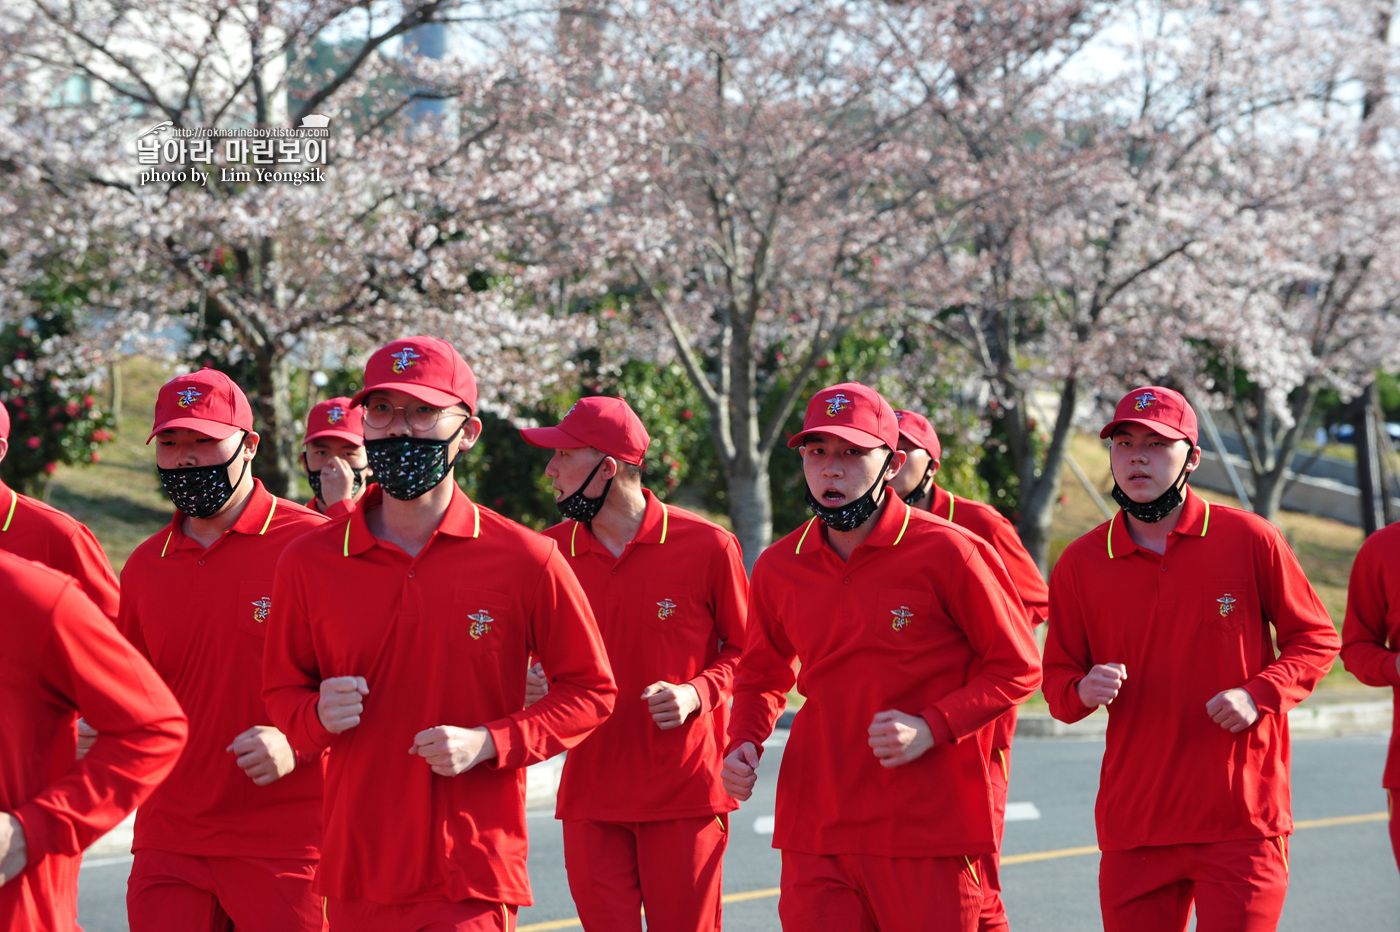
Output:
top-left (1005, 801), bottom-right (1042, 822)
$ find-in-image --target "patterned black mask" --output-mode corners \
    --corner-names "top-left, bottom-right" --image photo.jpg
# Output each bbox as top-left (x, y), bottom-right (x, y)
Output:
top-left (158, 433), bottom-right (249, 519)
top-left (556, 456), bottom-right (614, 522)
top-left (365, 432), bottom-right (464, 501)
top-left (806, 451), bottom-right (895, 532)
top-left (1111, 459), bottom-right (1191, 523)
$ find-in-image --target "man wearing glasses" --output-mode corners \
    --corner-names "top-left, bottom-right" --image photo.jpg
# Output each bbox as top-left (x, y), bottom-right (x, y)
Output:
top-left (263, 336), bottom-right (616, 932)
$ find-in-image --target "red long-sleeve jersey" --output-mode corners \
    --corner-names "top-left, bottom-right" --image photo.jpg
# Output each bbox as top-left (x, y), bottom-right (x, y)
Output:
top-left (1043, 489), bottom-right (1339, 850)
top-left (1, 550), bottom-right (186, 932)
top-left (0, 479), bottom-right (119, 621)
top-left (545, 490), bottom-right (748, 822)
top-left (1341, 521), bottom-right (1400, 788)
top-left (728, 492), bottom-right (1042, 858)
top-left (263, 486), bottom-right (616, 906)
top-left (117, 482), bottom-right (327, 859)
top-left (928, 484), bottom-right (1047, 750)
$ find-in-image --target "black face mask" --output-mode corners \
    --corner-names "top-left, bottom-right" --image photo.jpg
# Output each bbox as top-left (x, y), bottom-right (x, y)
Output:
top-left (556, 456), bottom-right (614, 522)
top-left (158, 432), bottom-right (249, 519)
top-left (365, 427), bottom-right (465, 501)
top-left (303, 454), bottom-right (366, 504)
top-left (806, 451), bottom-right (895, 532)
top-left (901, 461), bottom-right (935, 507)
top-left (1111, 458), bottom-right (1191, 523)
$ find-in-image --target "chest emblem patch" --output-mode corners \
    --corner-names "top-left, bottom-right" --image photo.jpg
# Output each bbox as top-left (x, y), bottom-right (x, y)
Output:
top-left (467, 610), bottom-right (494, 640)
top-left (656, 599), bottom-right (677, 620)
top-left (1216, 594), bottom-right (1237, 617)
top-left (891, 606), bottom-right (914, 631)
top-left (251, 597), bottom-right (271, 623)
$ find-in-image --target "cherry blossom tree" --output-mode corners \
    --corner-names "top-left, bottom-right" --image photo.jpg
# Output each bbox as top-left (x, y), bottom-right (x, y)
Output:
top-left (553, 0), bottom-right (1106, 562)
top-left (0, 0), bottom-right (626, 495)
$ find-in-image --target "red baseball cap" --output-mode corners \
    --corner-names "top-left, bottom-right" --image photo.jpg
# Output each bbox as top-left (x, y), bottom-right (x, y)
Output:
top-left (303, 396), bottom-right (364, 446)
top-left (0, 399), bottom-right (9, 441)
top-left (788, 382), bottom-right (899, 451)
top-left (893, 410), bottom-right (941, 461)
top-left (1100, 385), bottom-right (1199, 446)
top-left (519, 396), bottom-right (651, 465)
top-left (147, 368), bottom-right (254, 443)
top-left (350, 337), bottom-right (478, 413)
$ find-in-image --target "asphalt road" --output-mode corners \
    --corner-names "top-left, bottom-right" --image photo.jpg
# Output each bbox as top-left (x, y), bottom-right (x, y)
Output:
top-left (76, 731), bottom-right (1398, 931)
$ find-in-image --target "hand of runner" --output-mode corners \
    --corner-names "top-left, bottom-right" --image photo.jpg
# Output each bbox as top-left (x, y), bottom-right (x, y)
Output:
top-left (410, 725), bottom-right (497, 776)
top-left (722, 742), bottom-right (760, 801)
top-left (867, 709), bottom-right (935, 767)
top-left (0, 813), bottom-right (26, 887)
top-left (524, 662), bottom-right (549, 708)
top-left (227, 725), bottom-right (297, 785)
top-left (1076, 662), bottom-right (1127, 708)
top-left (318, 676), bottom-right (368, 733)
top-left (320, 455), bottom-right (357, 506)
top-left (1206, 687), bottom-right (1260, 733)
top-left (76, 717), bottom-right (98, 760)
top-left (641, 681), bottom-right (701, 730)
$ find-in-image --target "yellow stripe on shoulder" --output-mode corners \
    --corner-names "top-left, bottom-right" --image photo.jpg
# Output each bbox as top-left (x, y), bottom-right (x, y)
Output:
top-left (794, 517), bottom-right (818, 554)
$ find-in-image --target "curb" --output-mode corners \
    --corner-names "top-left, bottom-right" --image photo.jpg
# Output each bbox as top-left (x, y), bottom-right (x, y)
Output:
top-left (1016, 700), bottom-right (1393, 739)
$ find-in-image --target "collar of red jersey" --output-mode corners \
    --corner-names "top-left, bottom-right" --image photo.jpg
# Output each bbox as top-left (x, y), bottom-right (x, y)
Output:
top-left (794, 490), bottom-right (912, 556)
top-left (341, 484), bottom-right (481, 557)
top-left (1, 482), bottom-right (15, 532)
top-left (567, 488), bottom-right (669, 558)
top-left (930, 482), bottom-right (954, 521)
top-left (160, 480), bottom-right (278, 556)
top-left (1106, 486), bottom-right (1211, 559)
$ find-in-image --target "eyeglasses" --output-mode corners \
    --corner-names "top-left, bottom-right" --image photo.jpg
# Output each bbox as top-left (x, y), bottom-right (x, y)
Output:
top-left (362, 400), bottom-right (470, 432)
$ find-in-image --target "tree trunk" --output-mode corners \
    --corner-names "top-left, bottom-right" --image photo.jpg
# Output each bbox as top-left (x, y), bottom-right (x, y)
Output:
top-left (726, 455), bottom-right (773, 572)
top-left (249, 346), bottom-right (298, 498)
top-left (1251, 466), bottom-right (1289, 524)
top-left (1008, 378), bottom-right (1079, 574)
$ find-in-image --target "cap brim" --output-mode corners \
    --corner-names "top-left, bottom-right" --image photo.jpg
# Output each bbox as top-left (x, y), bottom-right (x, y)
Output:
top-left (302, 429), bottom-right (365, 446)
top-left (788, 425), bottom-right (890, 449)
top-left (146, 418), bottom-right (243, 444)
top-left (896, 427), bottom-right (937, 456)
top-left (349, 383), bottom-right (464, 410)
top-left (1099, 418), bottom-right (1192, 442)
top-left (518, 425), bottom-right (589, 450)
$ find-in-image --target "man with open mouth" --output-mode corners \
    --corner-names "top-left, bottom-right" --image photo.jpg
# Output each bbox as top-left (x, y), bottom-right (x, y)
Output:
top-left (722, 381), bottom-right (1041, 932)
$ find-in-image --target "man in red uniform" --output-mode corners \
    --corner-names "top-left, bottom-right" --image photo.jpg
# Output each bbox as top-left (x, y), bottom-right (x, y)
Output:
top-left (263, 336), bottom-right (617, 932)
top-left (300, 396), bottom-right (373, 517)
top-left (118, 367), bottom-right (328, 932)
top-left (519, 396), bottom-right (748, 932)
top-left (1, 550), bottom-right (187, 932)
top-left (0, 400), bottom-right (124, 764)
top-left (0, 399), bottom-right (120, 618)
top-left (1341, 521), bottom-right (1400, 873)
top-left (722, 382), bottom-right (1041, 932)
top-left (888, 408), bottom-right (1047, 932)
top-left (1042, 385), bottom-right (1340, 932)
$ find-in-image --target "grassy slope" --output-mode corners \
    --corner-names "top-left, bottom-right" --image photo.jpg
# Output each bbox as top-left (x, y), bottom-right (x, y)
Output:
top-left (45, 362), bottom-right (1383, 701)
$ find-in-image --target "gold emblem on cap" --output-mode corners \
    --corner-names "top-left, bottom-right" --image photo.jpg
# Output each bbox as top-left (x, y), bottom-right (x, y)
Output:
top-left (826, 393), bottom-right (852, 417)
top-left (176, 387), bottom-right (202, 408)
